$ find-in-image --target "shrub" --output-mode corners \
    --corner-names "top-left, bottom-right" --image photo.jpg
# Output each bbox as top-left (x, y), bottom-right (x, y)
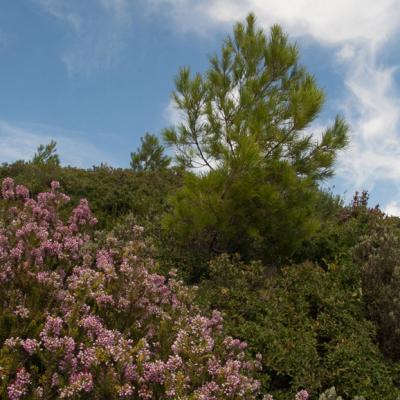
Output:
top-left (293, 191), bottom-right (385, 267)
top-left (354, 218), bottom-right (400, 360)
top-left (0, 178), bottom-right (260, 399)
top-left (198, 255), bottom-right (398, 399)
top-left (0, 162), bottom-right (182, 231)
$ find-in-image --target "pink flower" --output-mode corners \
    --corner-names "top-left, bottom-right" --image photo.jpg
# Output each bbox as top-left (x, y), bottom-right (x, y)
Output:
top-left (5, 337), bottom-right (21, 348)
top-left (60, 372), bottom-right (94, 398)
top-left (2, 177), bottom-right (15, 199)
top-left (295, 389), bottom-right (310, 400)
top-left (51, 181), bottom-right (60, 191)
top-left (7, 368), bottom-right (31, 400)
top-left (78, 348), bottom-right (98, 368)
top-left (0, 178), bottom-right (262, 400)
top-left (43, 316), bottom-right (64, 336)
top-left (118, 384), bottom-right (134, 397)
top-left (14, 306), bottom-right (30, 319)
top-left (15, 185), bottom-right (29, 199)
top-left (21, 339), bottom-right (39, 355)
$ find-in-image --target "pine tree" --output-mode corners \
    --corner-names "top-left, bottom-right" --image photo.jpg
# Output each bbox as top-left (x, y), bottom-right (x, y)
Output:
top-left (32, 140), bottom-right (60, 166)
top-left (130, 133), bottom-right (171, 172)
top-left (162, 14), bottom-right (349, 268)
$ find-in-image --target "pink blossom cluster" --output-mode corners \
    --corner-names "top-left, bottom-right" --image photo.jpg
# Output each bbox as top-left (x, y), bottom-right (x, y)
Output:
top-left (0, 178), bottom-right (263, 399)
top-left (7, 369), bottom-right (31, 400)
top-left (295, 390), bottom-right (310, 400)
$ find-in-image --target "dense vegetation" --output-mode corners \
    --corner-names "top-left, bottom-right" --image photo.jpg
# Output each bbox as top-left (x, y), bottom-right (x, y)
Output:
top-left (163, 14), bottom-right (348, 270)
top-left (2, 14), bottom-right (400, 400)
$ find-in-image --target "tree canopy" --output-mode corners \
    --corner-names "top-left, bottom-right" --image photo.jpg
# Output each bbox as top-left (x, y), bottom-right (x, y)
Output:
top-left (32, 140), bottom-right (60, 166)
top-left (162, 14), bottom-right (349, 267)
top-left (130, 133), bottom-right (171, 172)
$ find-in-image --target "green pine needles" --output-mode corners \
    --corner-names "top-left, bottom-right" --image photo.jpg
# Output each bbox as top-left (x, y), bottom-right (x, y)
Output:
top-left (130, 133), bottom-right (171, 172)
top-left (162, 14), bottom-right (349, 268)
top-left (32, 140), bottom-right (60, 166)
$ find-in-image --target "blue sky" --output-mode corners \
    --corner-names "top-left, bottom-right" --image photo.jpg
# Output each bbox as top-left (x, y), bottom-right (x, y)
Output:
top-left (1, 1), bottom-right (400, 214)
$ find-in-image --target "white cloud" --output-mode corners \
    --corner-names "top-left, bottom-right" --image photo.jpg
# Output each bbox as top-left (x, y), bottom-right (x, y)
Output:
top-left (337, 47), bottom-right (400, 190)
top-left (34, 0), bottom-right (82, 31)
top-left (34, 0), bottom-right (131, 75)
top-left (164, 98), bottom-right (183, 126)
top-left (0, 120), bottom-right (112, 168)
top-left (146, 0), bottom-right (400, 44)
top-left (384, 200), bottom-right (400, 217)
top-left (336, 44), bottom-right (355, 61)
top-left (152, 0), bottom-right (400, 199)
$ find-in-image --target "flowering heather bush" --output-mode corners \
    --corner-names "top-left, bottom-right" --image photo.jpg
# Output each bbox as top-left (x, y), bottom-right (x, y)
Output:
top-left (0, 178), bottom-right (262, 399)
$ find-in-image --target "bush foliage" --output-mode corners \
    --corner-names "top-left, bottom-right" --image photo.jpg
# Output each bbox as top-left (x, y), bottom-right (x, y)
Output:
top-left (0, 179), bottom-right (262, 399)
top-left (0, 161), bottom-right (181, 231)
top-left (198, 255), bottom-right (399, 399)
top-left (354, 216), bottom-right (400, 361)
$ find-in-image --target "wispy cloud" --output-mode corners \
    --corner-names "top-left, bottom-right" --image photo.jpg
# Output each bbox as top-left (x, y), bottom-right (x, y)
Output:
top-left (384, 200), bottom-right (400, 216)
top-left (145, 0), bottom-right (400, 42)
top-left (337, 47), bottom-right (400, 188)
top-left (163, 98), bottom-right (183, 126)
top-left (33, 0), bottom-right (82, 31)
top-left (151, 0), bottom-right (400, 203)
top-left (33, 0), bottom-right (132, 75)
top-left (0, 119), bottom-right (113, 167)
top-left (98, 0), bottom-right (130, 22)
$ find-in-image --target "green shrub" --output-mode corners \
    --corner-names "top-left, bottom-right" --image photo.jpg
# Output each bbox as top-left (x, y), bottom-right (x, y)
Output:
top-left (0, 162), bottom-right (181, 231)
top-left (198, 255), bottom-right (398, 399)
top-left (293, 191), bottom-right (385, 267)
top-left (354, 218), bottom-right (400, 360)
